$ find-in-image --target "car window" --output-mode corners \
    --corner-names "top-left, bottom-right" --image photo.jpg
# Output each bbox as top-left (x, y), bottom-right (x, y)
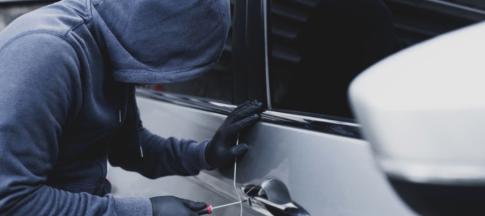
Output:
top-left (267, 0), bottom-right (483, 120)
top-left (144, 3), bottom-right (235, 104)
top-left (445, 0), bottom-right (485, 10)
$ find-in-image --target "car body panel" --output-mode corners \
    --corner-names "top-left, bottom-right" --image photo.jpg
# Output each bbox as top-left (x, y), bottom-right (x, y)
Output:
top-left (108, 96), bottom-right (414, 215)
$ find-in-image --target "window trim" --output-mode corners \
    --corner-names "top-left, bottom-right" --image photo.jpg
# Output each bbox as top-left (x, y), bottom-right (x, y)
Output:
top-left (137, 89), bottom-right (362, 139)
top-left (232, 0), bottom-right (268, 105)
top-left (387, 0), bottom-right (485, 21)
top-left (263, 0), bottom-right (272, 109)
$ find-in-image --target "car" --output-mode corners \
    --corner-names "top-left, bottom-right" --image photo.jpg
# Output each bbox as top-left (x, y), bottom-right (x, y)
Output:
top-left (110, 0), bottom-right (485, 215)
top-left (106, 0), bottom-right (485, 215)
top-left (1, 0), bottom-right (484, 215)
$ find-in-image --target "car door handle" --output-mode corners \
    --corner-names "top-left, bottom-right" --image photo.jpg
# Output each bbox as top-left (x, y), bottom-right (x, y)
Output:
top-left (252, 196), bottom-right (299, 210)
top-left (243, 179), bottom-right (310, 216)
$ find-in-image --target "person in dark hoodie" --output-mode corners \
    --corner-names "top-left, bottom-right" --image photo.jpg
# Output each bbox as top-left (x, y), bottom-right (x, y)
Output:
top-left (0, 0), bottom-right (263, 215)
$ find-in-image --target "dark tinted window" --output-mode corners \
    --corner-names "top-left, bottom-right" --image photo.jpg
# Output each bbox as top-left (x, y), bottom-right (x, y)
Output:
top-left (268, 0), bottom-right (483, 119)
top-left (446, 0), bottom-right (485, 10)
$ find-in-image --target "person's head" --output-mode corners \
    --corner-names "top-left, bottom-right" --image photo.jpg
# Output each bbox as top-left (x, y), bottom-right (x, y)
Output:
top-left (93, 0), bottom-right (230, 84)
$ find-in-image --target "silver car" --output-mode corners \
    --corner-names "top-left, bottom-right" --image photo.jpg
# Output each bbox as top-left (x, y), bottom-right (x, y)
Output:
top-left (2, 0), bottom-right (484, 215)
top-left (107, 0), bottom-right (485, 215)
top-left (108, 0), bottom-right (485, 215)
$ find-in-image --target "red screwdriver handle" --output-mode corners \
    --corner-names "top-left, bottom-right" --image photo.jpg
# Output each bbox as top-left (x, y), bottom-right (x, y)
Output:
top-left (197, 204), bottom-right (213, 215)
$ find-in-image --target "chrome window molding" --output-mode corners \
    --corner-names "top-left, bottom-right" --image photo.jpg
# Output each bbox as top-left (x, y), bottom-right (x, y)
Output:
top-left (262, 0), bottom-right (272, 110)
top-left (387, 0), bottom-right (485, 21)
top-left (137, 89), bottom-right (362, 139)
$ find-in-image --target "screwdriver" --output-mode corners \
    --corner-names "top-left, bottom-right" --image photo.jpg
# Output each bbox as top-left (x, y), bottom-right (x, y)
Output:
top-left (198, 201), bottom-right (244, 215)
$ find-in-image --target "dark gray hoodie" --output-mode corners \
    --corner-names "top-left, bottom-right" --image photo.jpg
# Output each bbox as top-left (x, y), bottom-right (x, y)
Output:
top-left (0, 0), bottom-right (230, 215)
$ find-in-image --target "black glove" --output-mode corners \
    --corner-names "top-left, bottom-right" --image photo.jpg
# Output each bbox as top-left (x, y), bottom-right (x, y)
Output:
top-left (205, 100), bottom-right (264, 169)
top-left (150, 196), bottom-right (207, 216)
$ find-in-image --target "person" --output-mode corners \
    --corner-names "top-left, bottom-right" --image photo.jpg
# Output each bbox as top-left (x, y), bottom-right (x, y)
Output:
top-left (0, 0), bottom-right (263, 215)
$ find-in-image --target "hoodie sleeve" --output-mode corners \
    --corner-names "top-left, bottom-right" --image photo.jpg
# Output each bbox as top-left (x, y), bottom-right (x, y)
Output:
top-left (0, 33), bottom-right (151, 216)
top-left (137, 128), bottom-right (213, 177)
top-left (108, 88), bottom-right (213, 179)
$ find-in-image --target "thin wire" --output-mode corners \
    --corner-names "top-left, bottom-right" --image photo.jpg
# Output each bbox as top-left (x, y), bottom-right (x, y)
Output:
top-left (211, 135), bottom-right (249, 215)
top-left (233, 135), bottom-right (243, 216)
top-left (212, 201), bottom-right (243, 210)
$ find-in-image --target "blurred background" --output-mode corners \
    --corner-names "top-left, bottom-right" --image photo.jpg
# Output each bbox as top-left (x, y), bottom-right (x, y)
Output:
top-left (0, 0), bottom-right (51, 30)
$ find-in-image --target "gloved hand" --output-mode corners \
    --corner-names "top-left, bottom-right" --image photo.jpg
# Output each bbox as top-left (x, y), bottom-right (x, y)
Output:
top-left (205, 100), bottom-right (264, 169)
top-left (150, 196), bottom-right (207, 216)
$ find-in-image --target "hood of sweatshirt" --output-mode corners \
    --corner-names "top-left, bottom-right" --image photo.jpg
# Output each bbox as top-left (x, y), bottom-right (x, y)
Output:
top-left (92, 0), bottom-right (230, 84)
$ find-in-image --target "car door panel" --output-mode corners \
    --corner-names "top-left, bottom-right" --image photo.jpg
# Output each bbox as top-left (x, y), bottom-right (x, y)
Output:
top-left (105, 1), bottom-right (483, 214)
top-left (108, 97), bottom-right (261, 216)
top-left (109, 96), bottom-right (414, 215)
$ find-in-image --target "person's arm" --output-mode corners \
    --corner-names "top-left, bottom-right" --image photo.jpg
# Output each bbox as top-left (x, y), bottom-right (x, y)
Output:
top-left (108, 90), bottom-right (263, 179)
top-left (108, 87), bottom-right (212, 178)
top-left (0, 34), bottom-right (150, 215)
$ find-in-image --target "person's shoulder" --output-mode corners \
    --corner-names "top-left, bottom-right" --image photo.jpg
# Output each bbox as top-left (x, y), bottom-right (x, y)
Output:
top-left (0, 32), bottom-right (81, 87)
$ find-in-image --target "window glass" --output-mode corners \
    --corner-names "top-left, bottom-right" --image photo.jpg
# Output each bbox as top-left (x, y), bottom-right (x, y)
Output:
top-left (268, 0), bottom-right (483, 119)
top-left (446, 0), bottom-right (485, 10)
top-left (144, 4), bottom-right (234, 104)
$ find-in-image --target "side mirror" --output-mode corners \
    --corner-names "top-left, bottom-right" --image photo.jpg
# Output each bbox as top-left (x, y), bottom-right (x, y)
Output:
top-left (349, 22), bottom-right (485, 215)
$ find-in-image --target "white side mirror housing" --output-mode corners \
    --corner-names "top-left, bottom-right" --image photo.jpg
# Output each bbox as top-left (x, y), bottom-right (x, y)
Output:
top-left (349, 21), bottom-right (485, 186)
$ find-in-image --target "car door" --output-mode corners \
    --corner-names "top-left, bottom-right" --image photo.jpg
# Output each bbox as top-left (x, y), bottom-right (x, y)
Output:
top-left (108, 1), bottom-right (268, 215)
top-left (107, 0), bottom-right (484, 215)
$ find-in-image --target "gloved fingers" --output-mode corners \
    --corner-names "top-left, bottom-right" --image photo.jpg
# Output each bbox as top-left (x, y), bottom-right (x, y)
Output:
top-left (181, 199), bottom-right (207, 211)
top-left (232, 100), bottom-right (253, 113)
top-left (227, 114), bottom-right (260, 133)
top-left (231, 143), bottom-right (249, 157)
top-left (235, 101), bottom-right (263, 119)
top-left (229, 100), bottom-right (263, 122)
top-left (226, 100), bottom-right (253, 122)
